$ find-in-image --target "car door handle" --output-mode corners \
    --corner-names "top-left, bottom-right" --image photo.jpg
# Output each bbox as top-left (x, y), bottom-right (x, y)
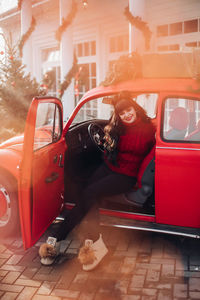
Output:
top-left (45, 172), bottom-right (59, 183)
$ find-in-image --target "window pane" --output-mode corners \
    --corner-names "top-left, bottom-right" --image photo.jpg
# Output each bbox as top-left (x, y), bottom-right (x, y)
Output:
top-left (169, 22), bottom-right (182, 35)
top-left (169, 44), bottom-right (180, 51)
top-left (91, 41), bottom-right (96, 55)
top-left (110, 37), bottom-right (115, 53)
top-left (185, 41), bottom-right (198, 47)
top-left (184, 19), bottom-right (198, 33)
top-left (91, 63), bottom-right (96, 76)
top-left (162, 98), bottom-right (200, 142)
top-left (77, 43), bottom-right (83, 57)
top-left (157, 25), bottom-right (168, 37)
top-left (158, 45), bottom-right (169, 51)
top-left (84, 42), bottom-right (89, 56)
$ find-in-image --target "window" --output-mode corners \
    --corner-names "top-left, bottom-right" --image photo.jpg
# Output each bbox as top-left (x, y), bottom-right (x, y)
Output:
top-left (76, 41), bottom-right (96, 57)
top-left (157, 25), bottom-right (168, 37)
top-left (184, 19), bottom-right (198, 33)
top-left (162, 97), bottom-right (200, 142)
top-left (169, 22), bottom-right (182, 35)
top-left (109, 35), bottom-right (129, 53)
top-left (42, 48), bottom-right (61, 98)
top-left (34, 103), bottom-right (62, 150)
top-left (75, 62), bottom-right (96, 105)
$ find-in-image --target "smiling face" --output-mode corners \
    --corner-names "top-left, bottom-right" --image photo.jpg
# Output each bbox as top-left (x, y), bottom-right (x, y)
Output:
top-left (118, 106), bottom-right (137, 124)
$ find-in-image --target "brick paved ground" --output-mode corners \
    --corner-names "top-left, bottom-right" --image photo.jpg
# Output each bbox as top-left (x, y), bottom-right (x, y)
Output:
top-left (1, 222), bottom-right (200, 300)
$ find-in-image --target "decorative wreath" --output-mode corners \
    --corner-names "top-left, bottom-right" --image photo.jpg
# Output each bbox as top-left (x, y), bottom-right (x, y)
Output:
top-left (19, 17), bottom-right (36, 57)
top-left (59, 53), bottom-right (78, 98)
top-left (124, 6), bottom-right (152, 50)
top-left (55, 0), bottom-right (77, 42)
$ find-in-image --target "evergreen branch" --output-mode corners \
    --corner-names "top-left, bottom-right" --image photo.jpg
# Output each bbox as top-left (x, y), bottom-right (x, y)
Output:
top-left (55, 0), bottom-right (77, 42)
top-left (19, 17), bottom-right (36, 57)
top-left (124, 6), bottom-right (152, 50)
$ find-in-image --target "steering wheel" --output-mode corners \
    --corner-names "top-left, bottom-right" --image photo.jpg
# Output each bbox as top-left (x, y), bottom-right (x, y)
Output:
top-left (88, 123), bottom-right (105, 152)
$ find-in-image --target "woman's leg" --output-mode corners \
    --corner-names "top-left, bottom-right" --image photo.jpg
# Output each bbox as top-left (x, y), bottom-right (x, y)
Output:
top-left (52, 164), bottom-right (136, 241)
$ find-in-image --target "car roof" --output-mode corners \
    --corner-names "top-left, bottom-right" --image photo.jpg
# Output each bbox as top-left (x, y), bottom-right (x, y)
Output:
top-left (80, 78), bottom-right (200, 103)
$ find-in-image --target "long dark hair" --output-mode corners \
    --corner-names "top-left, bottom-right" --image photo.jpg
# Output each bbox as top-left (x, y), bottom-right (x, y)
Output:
top-left (103, 91), bottom-right (150, 165)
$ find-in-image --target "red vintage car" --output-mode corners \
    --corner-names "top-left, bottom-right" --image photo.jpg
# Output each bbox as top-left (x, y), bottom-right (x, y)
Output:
top-left (1, 78), bottom-right (200, 249)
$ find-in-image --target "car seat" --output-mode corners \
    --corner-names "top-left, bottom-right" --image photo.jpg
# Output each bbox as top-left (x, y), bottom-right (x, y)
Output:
top-left (165, 107), bottom-right (189, 140)
top-left (185, 120), bottom-right (200, 141)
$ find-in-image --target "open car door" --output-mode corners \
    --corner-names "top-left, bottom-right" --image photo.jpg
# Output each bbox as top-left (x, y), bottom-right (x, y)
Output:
top-left (19, 97), bottom-right (66, 249)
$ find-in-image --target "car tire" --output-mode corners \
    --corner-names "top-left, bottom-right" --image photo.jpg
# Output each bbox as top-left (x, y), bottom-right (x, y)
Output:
top-left (0, 172), bottom-right (20, 238)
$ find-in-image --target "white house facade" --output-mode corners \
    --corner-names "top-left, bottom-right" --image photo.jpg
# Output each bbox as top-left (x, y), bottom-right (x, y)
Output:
top-left (0, 0), bottom-right (200, 120)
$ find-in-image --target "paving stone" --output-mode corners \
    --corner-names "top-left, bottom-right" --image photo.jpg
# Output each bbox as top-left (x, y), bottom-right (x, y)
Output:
top-left (114, 279), bottom-right (129, 294)
top-left (189, 291), bottom-right (200, 299)
top-left (141, 296), bottom-right (156, 300)
top-left (146, 269), bottom-right (160, 282)
top-left (79, 292), bottom-right (95, 300)
top-left (121, 295), bottom-right (140, 300)
top-left (6, 255), bottom-right (23, 265)
top-left (51, 288), bottom-right (80, 298)
top-left (157, 289), bottom-right (172, 300)
top-left (0, 283), bottom-right (23, 293)
top-left (129, 275), bottom-right (145, 289)
top-left (0, 258), bottom-right (7, 266)
top-left (161, 264), bottom-right (175, 277)
top-left (173, 283), bottom-right (188, 298)
top-left (135, 263), bottom-right (161, 270)
top-left (1, 271), bottom-right (21, 284)
top-left (33, 296), bottom-right (61, 300)
top-left (135, 269), bottom-right (147, 276)
top-left (189, 277), bottom-right (200, 291)
top-left (150, 258), bottom-right (175, 265)
top-left (20, 267), bottom-right (38, 279)
top-left (37, 281), bottom-right (56, 295)
top-left (0, 265), bottom-right (26, 272)
top-left (16, 287), bottom-right (37, 300)
top-left (142, 288), bottom-right (157, 296)
top-left (0, 291), bottom-right (18, 300)
top-left (0, 253), bottom-right (12, 259)
top-left (14, 278), bottom-right (42, 287)
top-left (0, 269), bottom-right (8, 276)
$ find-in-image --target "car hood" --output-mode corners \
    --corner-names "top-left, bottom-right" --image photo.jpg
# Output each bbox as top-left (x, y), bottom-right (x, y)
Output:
top-left (0, 134), bottom-right (24, 152)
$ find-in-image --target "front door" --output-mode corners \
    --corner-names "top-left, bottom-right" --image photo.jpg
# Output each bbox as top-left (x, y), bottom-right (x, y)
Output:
top-left (156, 93), bottom-right (200, 228)
top-left (19, 97), bottom-right (66, 249)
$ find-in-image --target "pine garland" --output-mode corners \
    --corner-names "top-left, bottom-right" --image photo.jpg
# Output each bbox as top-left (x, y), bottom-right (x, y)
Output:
top-left (19, 17), bottom-right (36, 57)
top-left (59, 53), bottom-right (78, 98)
top-left (55, 0), bottom-right (77, 42)
top-left (124, 6), bottom-right (152, 50)
top-left (18, 0), bottom-right (23, 10)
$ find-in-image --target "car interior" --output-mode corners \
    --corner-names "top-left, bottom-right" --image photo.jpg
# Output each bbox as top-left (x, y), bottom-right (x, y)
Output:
top-left (63, 94), bottom-right (157, 216)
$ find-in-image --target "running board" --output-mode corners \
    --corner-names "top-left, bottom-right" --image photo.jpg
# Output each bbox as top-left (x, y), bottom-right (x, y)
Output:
top-left (100, 214), bottom-right (200, 239)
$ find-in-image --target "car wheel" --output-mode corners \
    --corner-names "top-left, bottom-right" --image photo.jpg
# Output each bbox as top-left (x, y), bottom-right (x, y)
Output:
top-left (0, 173), bottom-right (19, 238)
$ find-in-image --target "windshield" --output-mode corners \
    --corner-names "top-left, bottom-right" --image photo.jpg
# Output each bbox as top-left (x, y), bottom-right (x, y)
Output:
top-left (71, 93), bottom-right (158, 125)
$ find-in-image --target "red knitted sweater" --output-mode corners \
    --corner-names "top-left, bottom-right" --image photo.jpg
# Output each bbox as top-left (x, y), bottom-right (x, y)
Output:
top-left (105, 118), bottom-right (156, 177)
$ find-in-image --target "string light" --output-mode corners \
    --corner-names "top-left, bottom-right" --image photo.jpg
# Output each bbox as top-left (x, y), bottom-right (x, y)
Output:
top-left (82, 0), bottom-right (88, 8)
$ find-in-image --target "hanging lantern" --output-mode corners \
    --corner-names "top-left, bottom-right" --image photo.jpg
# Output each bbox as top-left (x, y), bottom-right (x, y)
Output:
top-left (82, 0), bottom-right (88, 8)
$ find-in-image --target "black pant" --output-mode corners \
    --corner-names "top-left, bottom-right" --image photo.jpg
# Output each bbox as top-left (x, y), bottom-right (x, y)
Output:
top-left (52, 163), bottom-right (137, 241)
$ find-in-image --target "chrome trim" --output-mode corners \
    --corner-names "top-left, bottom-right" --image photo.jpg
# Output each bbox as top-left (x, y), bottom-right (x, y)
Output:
top-left (157, 146), bottom-right (200, 151)
top-left (100, 223), bottom-right (200, 239)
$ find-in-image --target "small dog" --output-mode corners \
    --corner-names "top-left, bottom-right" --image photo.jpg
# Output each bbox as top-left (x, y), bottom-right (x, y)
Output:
top-left (39, 243), bottom-right (57, 258)
top-left (78, 244), bottom-right (96, 265)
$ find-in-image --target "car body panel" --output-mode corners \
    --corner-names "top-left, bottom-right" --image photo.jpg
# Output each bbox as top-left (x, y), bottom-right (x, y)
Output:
top-left (19, 97), bottom-right (66, 249)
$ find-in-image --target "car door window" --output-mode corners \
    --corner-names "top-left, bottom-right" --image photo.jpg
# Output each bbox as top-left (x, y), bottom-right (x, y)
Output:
top-left (34, 102), bottom-right (62, 150)
top-left (162, 97), bottom-right (200, 142)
